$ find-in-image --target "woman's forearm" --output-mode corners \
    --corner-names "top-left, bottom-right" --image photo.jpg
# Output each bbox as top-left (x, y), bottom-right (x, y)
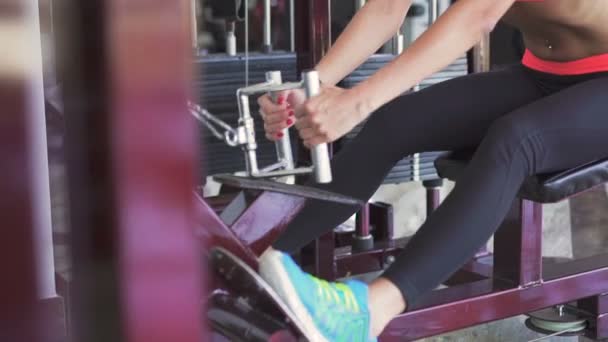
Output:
top-left (315, 0), bottom-right (412, 86)
top-left (351, 0), bottom-right (516, 118)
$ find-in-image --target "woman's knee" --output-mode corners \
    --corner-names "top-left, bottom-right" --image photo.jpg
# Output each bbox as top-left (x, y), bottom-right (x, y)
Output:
top-left (358, 92), bottom-right (432, 143)
top-left (478, 115), bottom-right (541, 174)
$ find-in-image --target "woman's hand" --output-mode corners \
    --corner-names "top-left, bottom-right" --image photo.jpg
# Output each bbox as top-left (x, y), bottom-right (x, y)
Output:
top-left (257, 89), bottom-right (306, 141)
top-left (295, 86), bottom-right (369, 148)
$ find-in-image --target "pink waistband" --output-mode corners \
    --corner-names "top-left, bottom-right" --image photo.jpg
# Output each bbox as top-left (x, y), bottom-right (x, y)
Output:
top-left (522, 49), bottom-right (608, 75)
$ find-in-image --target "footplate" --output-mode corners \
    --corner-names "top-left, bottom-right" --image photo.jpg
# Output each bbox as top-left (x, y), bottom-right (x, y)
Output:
top-left (209, 247), bottom-right (310, 341)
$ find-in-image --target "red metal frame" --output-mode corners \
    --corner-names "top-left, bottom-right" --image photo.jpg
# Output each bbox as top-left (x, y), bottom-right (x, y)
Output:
top-left (201, 183), bottom-right (608, 341)
top-left (378, 197), bottom-right (608, 341)
top-left (197, 189), bottom-right (308, 269)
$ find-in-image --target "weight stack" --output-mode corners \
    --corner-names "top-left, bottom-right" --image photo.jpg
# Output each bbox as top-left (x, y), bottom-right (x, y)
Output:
top-left (339, 54), bottom-right (468, 184)
top-left (193, 52), bottom-right (298, 182)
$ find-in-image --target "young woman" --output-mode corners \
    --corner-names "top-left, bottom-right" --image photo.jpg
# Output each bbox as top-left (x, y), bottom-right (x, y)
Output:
top-left (257, 0), bottom-right (608, 340)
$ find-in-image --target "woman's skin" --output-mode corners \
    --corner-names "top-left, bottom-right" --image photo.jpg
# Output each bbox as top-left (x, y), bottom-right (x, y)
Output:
top-left (257, 0), bottom-right (608, 336)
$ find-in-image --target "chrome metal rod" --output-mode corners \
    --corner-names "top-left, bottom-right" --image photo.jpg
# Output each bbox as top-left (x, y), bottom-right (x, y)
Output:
top-left (251, 167), bottom-right (314, 178)
top-left (289, 0), bottom-right (295, 52)
top-left (190, 0), bottom-right (198, 49)
top-left (429, 0), bottom-right (439, 24)
top-left (239, 95), bottom-right (259, 174)
top-left (355, 0), bottom-right (367, 10)
top-left (226, 21), bottom-right (237, 56)
top-left (237, 81), bottom-right (302, 96)
top-left (266, 71), bottom-right (295, 184)
top-left (263, 0), bottom-right (272, 52)
top-left (28, 0), bottom-right (58, 298)
top-left (302, 70), bottom-right (332, 183)
top-left (393, 32), bottom-right (404, 55)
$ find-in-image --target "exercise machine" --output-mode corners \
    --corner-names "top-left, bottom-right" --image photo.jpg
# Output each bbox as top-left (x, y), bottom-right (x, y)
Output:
top-left (20, 0), bottom-right (608, 341)
top-left (200, 1), bottom-right (608, 341)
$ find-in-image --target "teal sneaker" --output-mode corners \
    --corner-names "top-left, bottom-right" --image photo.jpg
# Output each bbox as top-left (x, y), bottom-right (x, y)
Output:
top-left (259, 248), bottom-right (376, 342)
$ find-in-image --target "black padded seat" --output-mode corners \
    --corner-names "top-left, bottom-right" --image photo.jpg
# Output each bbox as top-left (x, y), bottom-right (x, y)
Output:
top-left (434, 150), bottom-right (608, 203)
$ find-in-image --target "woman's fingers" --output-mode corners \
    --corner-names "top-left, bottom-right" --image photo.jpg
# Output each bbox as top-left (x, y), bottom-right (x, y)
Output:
top-left (258, 92), bottom-right (297, 141)
top-left (264, 107), bottom-right (294, 125)
top-left (258, 92), bottom-right (292, 115)
top-left (257, 95), bottom-right (282, 115)
top-left (263, 108), bottom-right (295, 141)
top-left (265, 117), bottom-right (295, 137)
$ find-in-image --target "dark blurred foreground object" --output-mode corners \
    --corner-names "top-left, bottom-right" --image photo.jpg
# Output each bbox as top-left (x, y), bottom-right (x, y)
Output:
top-left (57, 0), bottom-right (206, 341)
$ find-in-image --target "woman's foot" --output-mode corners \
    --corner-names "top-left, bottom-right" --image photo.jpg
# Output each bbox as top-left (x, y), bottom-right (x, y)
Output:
top-left (259, 248), bottom-right (377, 342)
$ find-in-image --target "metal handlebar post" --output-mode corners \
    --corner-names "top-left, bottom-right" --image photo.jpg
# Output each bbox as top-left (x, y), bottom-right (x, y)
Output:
top-left (429, 0), bottom-right (439, 24)
top-left (238, 94), bottom-right (260, 175)
top-left (302, 70), bottom-right (332, 183)
top-left (266, 71), bottom-right (295, 184)
top-left (225, 70), bottom-right (333, 183)
top-left (190, 0), bottom-right (198, 50)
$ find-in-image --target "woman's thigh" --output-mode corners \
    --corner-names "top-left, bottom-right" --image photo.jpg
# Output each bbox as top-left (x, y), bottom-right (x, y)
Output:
top-left (350, 65), bottom-right (545, 161)
top-left (321, 65), bottom-right (545, 199)
top-left (480, 75), bottom-right (608, 176)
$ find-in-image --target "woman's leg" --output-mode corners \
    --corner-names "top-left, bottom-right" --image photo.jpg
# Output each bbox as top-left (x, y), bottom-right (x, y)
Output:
top-left (273, 65), bottom-right (543, 252)
top-left (380, 76), bottom-right (608, 323)
top-left (261, 73), bottom-right (608, 341)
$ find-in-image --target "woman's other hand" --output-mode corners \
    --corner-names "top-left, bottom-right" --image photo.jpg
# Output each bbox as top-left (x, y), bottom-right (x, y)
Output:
top-left (295, 86), bottom-right (369, 148)
top-left (257, 89), bottom-right (306, 141)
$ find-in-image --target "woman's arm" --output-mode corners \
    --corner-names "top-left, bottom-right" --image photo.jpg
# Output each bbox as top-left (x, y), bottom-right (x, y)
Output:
top-left (315, 0), bottom-right (412, 86)
top-left (257, 0), bottom-right (411, 141)
top-left (296, 0), bottom-right (516, 146)
top-left (351, 0), bottom-right (516, 116)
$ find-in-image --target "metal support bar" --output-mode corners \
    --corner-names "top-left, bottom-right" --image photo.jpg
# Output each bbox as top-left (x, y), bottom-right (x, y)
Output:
top-left (266, 71), bottom-right (295, 184)
top-left (226, 21), bottom-right (237, 56)
top-left (263, 0), bottom-right (272, 52)
top-left (190, 0), bottom-right (198, 49)
top-left (354, 203), bottom-right (374, 252)
top-left (382, 259), bottom-right (608, 341)
top-left (393, 32), bottom-right (404, 55)
top-left (429, 0), bottom-right (439, 23)
top-left (314, 232), bottom-right (338, 280)
top-left (578, 294), bottom-right (608, 339)
top-left (303, 70), bottom-right (332, 183)
top-left (423, 179), bottom-right (443, 216)
top-left (493, 199), bottom-right (543, 286)
top-left (32, 0), bottom-right (58, 301)
top-left (1, 1), bottom-right (51, 340)
top-left (289, 0), bottom-right (295, 52)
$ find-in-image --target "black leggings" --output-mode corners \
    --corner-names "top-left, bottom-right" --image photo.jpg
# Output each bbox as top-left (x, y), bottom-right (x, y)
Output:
top-left (272, 65), bottom-right (608, 308)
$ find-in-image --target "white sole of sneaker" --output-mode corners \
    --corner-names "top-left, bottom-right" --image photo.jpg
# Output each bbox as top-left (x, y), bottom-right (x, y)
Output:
top-left (259, 249), bottom-right (329, 342)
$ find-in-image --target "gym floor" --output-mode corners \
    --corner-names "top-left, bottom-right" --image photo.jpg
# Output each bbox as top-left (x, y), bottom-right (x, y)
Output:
top-left (48, 124), bottom-right (608, 341)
